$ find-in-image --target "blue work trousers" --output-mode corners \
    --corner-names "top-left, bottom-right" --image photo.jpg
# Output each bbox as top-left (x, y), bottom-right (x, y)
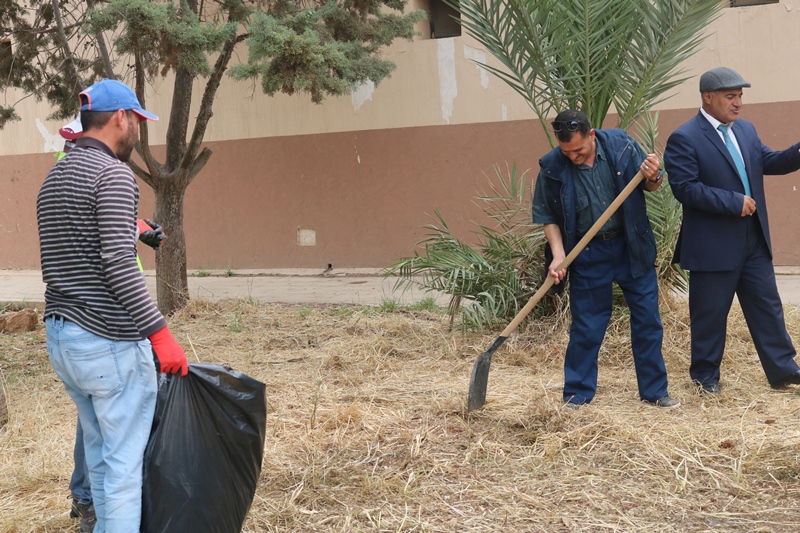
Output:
top-left (70, 418), bottom-right (92, 505)
top-left (564, 236), bottom-right (668, 404)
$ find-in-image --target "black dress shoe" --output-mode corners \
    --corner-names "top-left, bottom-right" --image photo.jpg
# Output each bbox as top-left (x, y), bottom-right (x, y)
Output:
top-left (770, 370), bottom-right (800, 389)
top-left (699, 382), bottom-right (720, 395)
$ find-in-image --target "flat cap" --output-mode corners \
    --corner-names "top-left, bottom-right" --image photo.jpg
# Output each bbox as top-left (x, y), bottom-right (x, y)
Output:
top-left (699, 67), bottom-right (751, 92)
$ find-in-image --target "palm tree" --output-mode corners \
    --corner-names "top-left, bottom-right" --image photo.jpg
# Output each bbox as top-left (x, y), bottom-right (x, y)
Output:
top-left (389, 0), bottom-right (719, 328)
top-left (456, 0), bottom-right (721, 142)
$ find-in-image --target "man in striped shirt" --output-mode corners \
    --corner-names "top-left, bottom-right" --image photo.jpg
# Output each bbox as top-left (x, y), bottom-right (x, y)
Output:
top-left (37, 79), bottom-right (188, 533)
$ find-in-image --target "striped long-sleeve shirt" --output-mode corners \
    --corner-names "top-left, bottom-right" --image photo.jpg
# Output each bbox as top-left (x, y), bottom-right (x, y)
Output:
top-left (37, 137), bottom-right (166, 341)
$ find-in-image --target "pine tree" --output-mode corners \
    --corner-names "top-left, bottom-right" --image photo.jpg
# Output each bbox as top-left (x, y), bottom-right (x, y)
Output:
top-left (1, 0), bottom-right (424, 313)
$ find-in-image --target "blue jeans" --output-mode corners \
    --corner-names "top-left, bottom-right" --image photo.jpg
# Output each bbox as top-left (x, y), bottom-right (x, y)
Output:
top-left (70, 418), bottom-right (92, 505)
top-left (564, 236), bottom-right (669, 404)
top-left (46, 317), bottom-right (157, 533)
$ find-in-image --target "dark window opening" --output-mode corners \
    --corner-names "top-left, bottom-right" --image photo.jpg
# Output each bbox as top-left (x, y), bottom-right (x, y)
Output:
top-left (730, 0), bottom-right (778, 6)
top-left (430, 0), bottom-right (461, 39)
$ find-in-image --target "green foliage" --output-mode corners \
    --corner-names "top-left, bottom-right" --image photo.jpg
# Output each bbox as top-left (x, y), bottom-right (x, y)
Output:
top-left (0, 0), bottom-right (108, 121)
top-left (0, 106), bottom-right (19, 130)
top-left (327, 305), bottom-right (357, 317)
top-left (87, 0), bottom-right (241, 78)
top-left (406, 297), bottom-right (440, 313)
top-left (228, 310), bottom-right (244, 332)
top-left (359, 306), bottom-right (379, 317)
top-left (378, 296), bottom-right (399, 313)
top-left (387, 163), bottom-right (553, 330)
top-left (299, 306), bottom-right (313, 318)
top-left (452, 0), bottom-right (722, 147)
top-left (245, 278), bottom-right (260, 306)
top-left (229, 5), bottom-right (424, 103)
top-left (196, 265), bottom-right (209, 277)
top-left (633, 111), bottom-right (689, 294)
top-left (0, 0), bottom-right (425, 123)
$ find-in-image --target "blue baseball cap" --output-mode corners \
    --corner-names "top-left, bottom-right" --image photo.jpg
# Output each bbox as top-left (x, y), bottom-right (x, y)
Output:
top-left (79, 79), bottom-right (159, 121)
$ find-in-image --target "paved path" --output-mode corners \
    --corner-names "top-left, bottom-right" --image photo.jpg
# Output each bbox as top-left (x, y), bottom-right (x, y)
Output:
top-left (4, 267), bottom-right (800, 307)
top-left (0, 269), bottom-right (450, 307)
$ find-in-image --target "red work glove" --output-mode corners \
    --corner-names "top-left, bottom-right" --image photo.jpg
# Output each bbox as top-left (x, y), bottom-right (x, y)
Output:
top-left (137, 218), bottom-right (166, 250)
top-left (148, 326), bottom-right (189, 377)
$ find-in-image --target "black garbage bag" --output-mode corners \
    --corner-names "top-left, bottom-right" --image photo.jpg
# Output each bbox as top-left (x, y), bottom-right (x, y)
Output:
top-left (141, 363), bottom-right (267, 533)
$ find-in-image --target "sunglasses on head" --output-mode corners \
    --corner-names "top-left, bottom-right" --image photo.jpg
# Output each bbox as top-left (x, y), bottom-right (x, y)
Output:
top-left (551, 120), bottom-right (585, 133)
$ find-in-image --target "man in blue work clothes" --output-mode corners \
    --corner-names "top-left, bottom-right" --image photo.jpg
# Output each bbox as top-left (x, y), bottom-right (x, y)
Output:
top-left (532, 109), bottom-right (679, 409)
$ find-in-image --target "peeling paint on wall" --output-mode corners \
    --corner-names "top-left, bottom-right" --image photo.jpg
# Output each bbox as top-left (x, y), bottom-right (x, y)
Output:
top-left (36, 119), bottom-right (64, 153)
top-left (437, 38), bottom-right (458, 124)
top-left (351, 80), bottom-right (376, 111)
top-left (463, 45), bottom-right (489, 89)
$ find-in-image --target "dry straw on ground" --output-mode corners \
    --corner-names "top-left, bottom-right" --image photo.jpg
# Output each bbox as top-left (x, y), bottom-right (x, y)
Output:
top-left (1, 294), bottom-right (799, 532)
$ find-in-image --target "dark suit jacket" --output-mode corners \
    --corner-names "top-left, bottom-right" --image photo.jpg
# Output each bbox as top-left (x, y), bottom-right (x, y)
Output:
top-left (665, 111), bottom-right (800, 271)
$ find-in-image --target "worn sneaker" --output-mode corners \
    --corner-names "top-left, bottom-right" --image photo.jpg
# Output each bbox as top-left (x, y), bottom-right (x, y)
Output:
top-left (78, 503), bottom-right (97, 533)
top-left (78, 510), bottom-right (97, 533)
top-left (647, 395), bottom-right (681, 409)
top-left (70, 497), bottom-right (88, 519)
top-left (70, 498), bottom-right (96, 533)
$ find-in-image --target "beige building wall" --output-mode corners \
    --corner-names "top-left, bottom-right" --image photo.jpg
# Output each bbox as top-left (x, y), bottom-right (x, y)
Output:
top-left (4, 1), bottom-right (799, 154)
top-left (3, 0), bottom-right (800, 269)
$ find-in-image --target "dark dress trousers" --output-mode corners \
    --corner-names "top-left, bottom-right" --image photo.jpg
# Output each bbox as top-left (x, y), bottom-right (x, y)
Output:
top-left (665, 111), bottom-right (800, 386)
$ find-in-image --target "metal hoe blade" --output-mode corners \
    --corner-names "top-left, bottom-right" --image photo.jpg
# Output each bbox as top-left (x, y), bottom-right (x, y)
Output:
top-left (467, 336), bottom-right (507, 412)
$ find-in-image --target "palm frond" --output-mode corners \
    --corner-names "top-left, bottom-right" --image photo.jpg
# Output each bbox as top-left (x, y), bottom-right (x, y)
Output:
top-left (636, 110), bottom-right (689, 293)
top-left (615, 0), bottom-right (723, 128)
top-left (386, 164), bottom-right (551, 329)
top-left (451, 0), bottom-right (721, 141)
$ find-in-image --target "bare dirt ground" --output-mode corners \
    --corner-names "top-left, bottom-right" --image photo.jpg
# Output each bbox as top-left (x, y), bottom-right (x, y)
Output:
top-left (1, 295), bottom-right (799, 532)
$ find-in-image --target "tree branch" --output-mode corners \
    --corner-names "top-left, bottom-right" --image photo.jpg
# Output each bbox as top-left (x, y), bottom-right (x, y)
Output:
top-left (166, 0), bottom-right (204, 173)
top-left (178, 32), bottom-right (247, 172)
top-left (85, 0), bottom-right (114, 77)
top-left (133, 47), bottom-right (162, 177)
top-left (165, 67), bottom-right (194, 171)
top-left (11, 21), bottom-right (82, 36)
top-left (50, 0), bottom-right (81, 87)
top-left (128, 157), bottom-right (155, 188)
top-left (186, 147), bottom-right (214, 186)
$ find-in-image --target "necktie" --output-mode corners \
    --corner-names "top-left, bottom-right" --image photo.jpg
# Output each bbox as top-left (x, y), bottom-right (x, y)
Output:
top-left (717, 124), bottom-right (751, 197)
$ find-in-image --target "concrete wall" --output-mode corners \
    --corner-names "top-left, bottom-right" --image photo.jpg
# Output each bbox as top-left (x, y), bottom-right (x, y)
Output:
top-left (1, 120), bottom-right (548, 270)
top-left (3, 0), bottom-right (800, 269)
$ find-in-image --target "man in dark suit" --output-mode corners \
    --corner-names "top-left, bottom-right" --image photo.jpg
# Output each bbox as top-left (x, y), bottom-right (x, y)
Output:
top-left (665, 67), bottom-right (800, 393)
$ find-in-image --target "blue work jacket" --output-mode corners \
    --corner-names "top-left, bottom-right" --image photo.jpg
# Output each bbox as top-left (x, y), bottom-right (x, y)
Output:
top-left (533, 128), bottom-right (657, 279)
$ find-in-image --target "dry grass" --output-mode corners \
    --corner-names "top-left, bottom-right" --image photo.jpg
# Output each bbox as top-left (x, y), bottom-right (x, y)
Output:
top-left (1, 295), bottom-right (800, 532)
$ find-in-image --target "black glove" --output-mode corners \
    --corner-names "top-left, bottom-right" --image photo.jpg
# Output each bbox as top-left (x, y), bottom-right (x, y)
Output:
top-left (138, 219), bottom-right (166, 250)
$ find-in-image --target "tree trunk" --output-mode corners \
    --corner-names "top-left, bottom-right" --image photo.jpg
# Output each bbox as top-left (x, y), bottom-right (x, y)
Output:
top-left (153, 177), bottom-right (189, 315)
